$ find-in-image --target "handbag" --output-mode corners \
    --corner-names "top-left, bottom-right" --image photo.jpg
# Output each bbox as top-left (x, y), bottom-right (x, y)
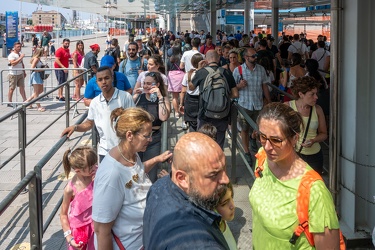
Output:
top-left (167, 64), bottom-right (185, 92)
top-left (112, 230), bottom-right (126, 250)
top-left (298, 106), bottom-right (313, 154)
top-left (40, 64), bottom-right (50, 80)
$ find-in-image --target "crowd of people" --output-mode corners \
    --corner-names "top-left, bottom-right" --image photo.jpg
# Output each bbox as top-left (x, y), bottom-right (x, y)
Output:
top-left (5, 27), bottom-right (343, 249)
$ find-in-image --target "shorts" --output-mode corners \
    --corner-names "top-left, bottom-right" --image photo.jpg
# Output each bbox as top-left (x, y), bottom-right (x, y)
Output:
top-left (44, 45), bottom-right (49, 52)
top-left (8, 74), bottom-right (25, 89)
top-left (55, 69), bottom-right (68, 85)
top-left (238, 107), bottom-right (259, 132)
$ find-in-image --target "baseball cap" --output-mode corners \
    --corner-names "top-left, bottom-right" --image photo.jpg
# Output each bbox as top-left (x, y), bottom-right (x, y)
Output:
top-left (100, 55), bottom-right (115, 68)
top-left (90, 44), bottom-right (100, 51)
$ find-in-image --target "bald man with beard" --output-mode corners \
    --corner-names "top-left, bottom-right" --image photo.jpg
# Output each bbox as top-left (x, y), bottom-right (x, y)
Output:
top-left (143, 132), bottom-right (230, 249)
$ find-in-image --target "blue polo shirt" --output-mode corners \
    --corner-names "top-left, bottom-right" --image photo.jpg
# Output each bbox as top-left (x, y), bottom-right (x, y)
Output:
top-left (84, 71), bottom-right (132, 99)
top-left (143, 176), bottom-right (229, 249)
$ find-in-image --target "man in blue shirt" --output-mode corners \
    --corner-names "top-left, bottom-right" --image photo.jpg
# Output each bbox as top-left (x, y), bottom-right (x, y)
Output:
top-left (84, 55), bottom-right (132, 106)
top-left (143, 132), bottom-right (230, 249)
top-left (119, 41), bottom-right (144, 89)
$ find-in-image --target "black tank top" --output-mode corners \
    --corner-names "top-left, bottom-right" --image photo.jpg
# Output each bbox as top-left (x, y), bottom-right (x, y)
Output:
top-left (136, 94), bottom-right (162, 127)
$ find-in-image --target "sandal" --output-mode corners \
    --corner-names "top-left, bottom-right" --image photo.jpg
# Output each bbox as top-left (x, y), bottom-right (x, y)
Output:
top-left (37, 107), bottom-right (46, 112)
top-left (26, 105), bottom-right (34, 109)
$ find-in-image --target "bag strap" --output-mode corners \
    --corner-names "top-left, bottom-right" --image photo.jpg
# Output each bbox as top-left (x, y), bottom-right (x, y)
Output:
top-left (317, 50), bottom-right (326, 62)
top-left (238, 65), bottom-right (243, 80)
top-left (289, 170), bottom-right (322, 245)
top-left (298, 106), bottom-right (313, 153)
top-left (254, 148), bottom-right (266, 178)
top-left (121, 58), bottom-right (128, 73)
top-left (173, 63), bottom-right (181, 71)
top-left (112, 230), bottom-right (126, 250)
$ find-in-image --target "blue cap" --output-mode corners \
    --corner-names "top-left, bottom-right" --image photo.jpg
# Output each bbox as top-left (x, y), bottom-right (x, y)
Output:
top-left (100, 55), bottom-right (115, 68)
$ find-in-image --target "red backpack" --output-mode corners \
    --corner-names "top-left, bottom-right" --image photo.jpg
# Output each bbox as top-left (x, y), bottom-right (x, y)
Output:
top-left (255, 149), bottom-right (346, 249)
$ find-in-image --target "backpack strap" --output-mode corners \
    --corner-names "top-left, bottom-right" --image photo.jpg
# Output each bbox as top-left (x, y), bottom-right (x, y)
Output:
top-left (254, 148), bottom-right (266, 178)
top-left (290, 170), bottom-right (322, 245)
top-left (121, 58), bottom-right (128, 73)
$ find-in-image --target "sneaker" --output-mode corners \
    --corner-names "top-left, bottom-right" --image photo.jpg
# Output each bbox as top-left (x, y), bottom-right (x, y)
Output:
top-left (59, 97), bottom-right (66, 102)
top-left (182, 122), bottom-right (188, 130)
top-left (7, 104), bottom-right (13, 107)
top-left (244, 153), bottom-right (253, 165)
top-left (250, 138), bottom-right (258, 152)
top-left (55, 96), bottom-right (59, 100)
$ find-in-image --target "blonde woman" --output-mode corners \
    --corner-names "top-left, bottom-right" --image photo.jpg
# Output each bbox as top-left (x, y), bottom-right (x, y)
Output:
top-left (25, 48), bottom-right (45, 111)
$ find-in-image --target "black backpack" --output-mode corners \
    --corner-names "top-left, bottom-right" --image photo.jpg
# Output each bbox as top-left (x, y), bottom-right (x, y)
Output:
top-left (201, 67), bottom-right (231, 119)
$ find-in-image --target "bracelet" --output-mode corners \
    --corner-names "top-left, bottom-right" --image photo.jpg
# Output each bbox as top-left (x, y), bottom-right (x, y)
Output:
top-left (74, 125), bottom-right (78, 131)
top-left (68, 237), bottom-right (75, 246)
top-left (158, 101), bottom-right (165, 104)
top-left (63, 229), bottom-right (72, 238)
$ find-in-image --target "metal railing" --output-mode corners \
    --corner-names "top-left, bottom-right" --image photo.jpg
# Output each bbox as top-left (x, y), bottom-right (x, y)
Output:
top-left (0, 69), bottom-right (90, 249)
top-left (0, 67), bottom-right (170, 249)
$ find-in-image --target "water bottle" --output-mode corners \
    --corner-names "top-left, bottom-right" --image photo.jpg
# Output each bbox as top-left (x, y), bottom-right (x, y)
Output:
top-left (150, 83), bottom-right (157, 102)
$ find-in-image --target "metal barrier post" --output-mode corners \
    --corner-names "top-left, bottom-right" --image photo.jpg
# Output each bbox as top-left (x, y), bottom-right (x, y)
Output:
top-left (230, 104), bottom-right (238, 184)
top-left (65, 82), bottom-right (70, 128)
top-left (19, 107), bottom-right (27, 181)
top-left (29, 172), bottom-right (43, 249)
top-left (92, 126), bottom-right (98, 152)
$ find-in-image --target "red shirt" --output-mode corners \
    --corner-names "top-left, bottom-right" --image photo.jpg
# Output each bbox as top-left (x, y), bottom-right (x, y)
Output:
top-left (54, 47), bottom-right (71, 68)
top-left (199, 44), bottom-right (215, 55)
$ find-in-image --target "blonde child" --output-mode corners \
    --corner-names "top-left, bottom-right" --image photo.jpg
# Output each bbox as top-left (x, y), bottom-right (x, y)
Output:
top-left (60, 146), bottom-right (97, 250)
top-left (216, 182), bottom-right (237, 250)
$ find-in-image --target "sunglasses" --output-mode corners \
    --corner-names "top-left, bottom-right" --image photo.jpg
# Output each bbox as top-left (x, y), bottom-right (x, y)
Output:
top-left (256, 132), bottom-right (285, 148)
top-left (145, 72), bottom-right (157, 77)
top-left (128, 48), bottom-right (136, 51)
top-left (247, 54), bottom-right (258, 58)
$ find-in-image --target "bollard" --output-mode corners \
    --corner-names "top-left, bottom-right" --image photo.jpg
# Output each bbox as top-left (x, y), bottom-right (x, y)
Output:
top-left (2, 45), bottom-right (7, 58)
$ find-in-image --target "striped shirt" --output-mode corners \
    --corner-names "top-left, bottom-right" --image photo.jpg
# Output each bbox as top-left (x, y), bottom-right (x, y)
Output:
top-left (232, 63), bottom-right (268, 111)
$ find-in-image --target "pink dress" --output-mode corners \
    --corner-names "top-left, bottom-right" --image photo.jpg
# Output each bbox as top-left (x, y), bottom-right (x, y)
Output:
top-left (67, 180), bottom-right (95, 250)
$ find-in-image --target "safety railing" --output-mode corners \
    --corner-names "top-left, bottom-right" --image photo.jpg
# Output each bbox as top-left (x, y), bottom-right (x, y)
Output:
top-left (0, 69), bottom-right (90, 249)
top-left (0, 66), bottom-right (170, 249)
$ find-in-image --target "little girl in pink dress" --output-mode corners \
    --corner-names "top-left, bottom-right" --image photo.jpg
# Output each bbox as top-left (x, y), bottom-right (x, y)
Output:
top-left (60, 146), bottom-right (97, 250)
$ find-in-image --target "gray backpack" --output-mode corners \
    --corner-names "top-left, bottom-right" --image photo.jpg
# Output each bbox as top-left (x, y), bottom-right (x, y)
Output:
top-left (201, 67), bottom-right (231, 119)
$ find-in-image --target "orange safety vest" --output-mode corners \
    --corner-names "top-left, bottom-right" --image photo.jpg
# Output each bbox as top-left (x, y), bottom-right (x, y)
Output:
top-left (254, 149), bottom-right (346, 249)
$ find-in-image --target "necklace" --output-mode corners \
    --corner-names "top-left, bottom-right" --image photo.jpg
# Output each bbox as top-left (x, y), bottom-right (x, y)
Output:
top-left (117, 145), bottom-right (136, 165)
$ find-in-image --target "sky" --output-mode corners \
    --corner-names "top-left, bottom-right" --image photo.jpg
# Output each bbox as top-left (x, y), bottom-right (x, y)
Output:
top-left (1, 0), bottom-right (93, 21)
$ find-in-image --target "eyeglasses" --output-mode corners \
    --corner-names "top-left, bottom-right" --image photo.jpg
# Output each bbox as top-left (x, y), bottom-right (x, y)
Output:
top-left (137, 131), bottom-right (153, 140)
top-left (256, 132), bottom-right (285, 148)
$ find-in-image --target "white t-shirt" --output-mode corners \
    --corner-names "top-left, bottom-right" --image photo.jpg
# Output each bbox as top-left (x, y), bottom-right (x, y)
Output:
top-left (287, 41), bottom-right (308, 55)
top-left (93, 154), bottom-right (151, 250)
top-left (136, 71), bottom-right (168, 87)
top-left (8, 52), bottom-right (24, 75)
top-left (311, 47), bottom-right (330, 78)
top-left (181, 70), bottom-right (199, 96)
top-left (87, 88), bottom-right (135, 156)
top-left (180, 49), bottom-right (201, 72)
top-left (223, 221), bottom-right (237, 250)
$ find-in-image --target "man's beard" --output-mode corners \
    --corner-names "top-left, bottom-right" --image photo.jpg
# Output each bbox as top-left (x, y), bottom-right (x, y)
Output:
top-left (188, 182), bottom-right (227, 211)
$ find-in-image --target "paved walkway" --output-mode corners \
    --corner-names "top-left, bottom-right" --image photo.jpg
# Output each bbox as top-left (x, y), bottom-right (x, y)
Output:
top-left (0, 34), bottom-right (254, 250)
